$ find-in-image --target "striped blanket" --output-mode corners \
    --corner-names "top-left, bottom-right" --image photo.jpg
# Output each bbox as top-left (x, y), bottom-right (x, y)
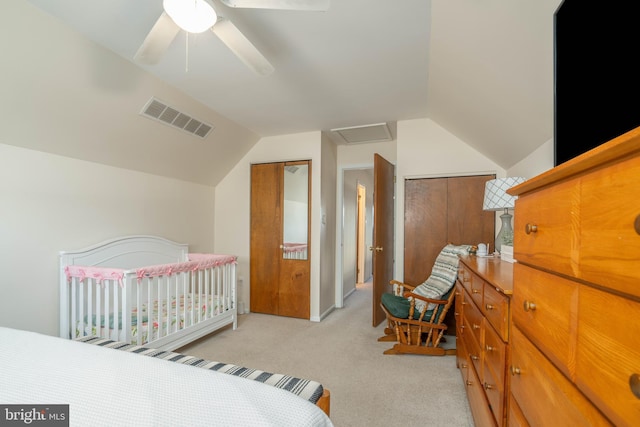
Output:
top-left (76, 336), bottom-right (324, 404)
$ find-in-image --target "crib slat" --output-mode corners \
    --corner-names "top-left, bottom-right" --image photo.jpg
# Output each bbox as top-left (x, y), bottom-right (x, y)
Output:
top-left (70, 279), bottom-right (77, 339)
top-left (181, 273), bottom-right (187, 330)
top-left (136, 278), bottom-right (142, 346)
top-left (103, 281), bottom-right (110, 340)
top-left (167, 275), bottom-right (172, 335)
top-left (87, 282), bottom-right (93, 339)
top-left (113, 281), bottom-right (119, 341)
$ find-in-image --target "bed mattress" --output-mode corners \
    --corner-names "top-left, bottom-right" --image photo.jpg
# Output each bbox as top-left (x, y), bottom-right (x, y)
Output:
top-left (0, 327), bottom-right (333, 427)
top-left (76, 336), bottom-right (325, 405)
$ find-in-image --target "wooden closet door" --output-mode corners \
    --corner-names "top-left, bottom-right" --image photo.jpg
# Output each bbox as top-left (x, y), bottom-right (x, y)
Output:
top-left (404, 175), bottom-right (495, 285)
top-left (250, 161), bottom-right (311, 319)
top-left (250, 163), bottom-right (283, 314)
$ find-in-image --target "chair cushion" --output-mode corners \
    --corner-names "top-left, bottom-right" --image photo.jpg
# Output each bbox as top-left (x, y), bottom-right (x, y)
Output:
top-left (381, 293), bottom-right (428, 320)
top-left (410, 244), bottom-right (471, 312)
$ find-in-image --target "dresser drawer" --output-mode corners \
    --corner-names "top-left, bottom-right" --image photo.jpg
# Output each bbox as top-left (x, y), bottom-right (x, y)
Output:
top-left (508, 394), bottom-right (529, 427)
top-left (484, 327), bottom-right (507, 427)
top-left (483, 284), bottom-right (510, 342)
top-left (484, 322), bottom-right (507, 392)
top-left (513, 178), bottom-right (579, 277)
top-left (454, 283), bottom-right (466, 338)
top-left (466, 357), bottom-right (498, 427)
top-left (456, 330), bottom-right (469, 379)
top-left (464, 315), bottom-right (483, 380)
top-left (460, 262), bottom-right (484, 307)
top-left (579, 155), bottom-right (640, 299)
top-left (483, 361), bottom-right (505, 427)
top-left (464, 289), bottom-right (485, 353)
top-left (512, 263), bottom-right (578, 378)
top-left (576, 285), bottom-right (640, 426)
top-left (510, 326), bottom-right (612, 426)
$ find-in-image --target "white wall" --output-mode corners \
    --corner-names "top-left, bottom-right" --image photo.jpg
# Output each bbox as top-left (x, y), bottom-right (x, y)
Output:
top-left (507, 138), bottom-right (554, 179)
top-left (214, 131), bottom-right (328, 320)
top-left (0, 144), bottom-right (215, 336)
top-left (319, 134), bottom-right (337, 317)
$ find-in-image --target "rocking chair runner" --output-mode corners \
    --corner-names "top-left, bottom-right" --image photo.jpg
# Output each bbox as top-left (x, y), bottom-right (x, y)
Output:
top-left (378, 244), bottom-right (471, 355)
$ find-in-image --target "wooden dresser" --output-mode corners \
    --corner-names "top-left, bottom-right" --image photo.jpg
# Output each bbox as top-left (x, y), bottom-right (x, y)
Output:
top-left (456, 255), bottom-right (513, 427)
top-left (507, 127), bottom-right (640, 426)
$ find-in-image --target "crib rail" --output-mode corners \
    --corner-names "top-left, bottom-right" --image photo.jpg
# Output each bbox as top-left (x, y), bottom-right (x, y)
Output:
top-left (60, 254), bottom-right (237, 350)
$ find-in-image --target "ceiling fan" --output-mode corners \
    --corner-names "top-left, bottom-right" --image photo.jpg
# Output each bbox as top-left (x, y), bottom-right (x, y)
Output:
top-left (134, 0), bottom-right (329, 76)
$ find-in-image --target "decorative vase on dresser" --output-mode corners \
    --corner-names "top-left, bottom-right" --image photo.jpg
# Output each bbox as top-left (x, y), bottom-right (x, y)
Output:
top-left (507, 126), bottom-right (640, 426)
top-left (456, 255), bottom-right (513, 427)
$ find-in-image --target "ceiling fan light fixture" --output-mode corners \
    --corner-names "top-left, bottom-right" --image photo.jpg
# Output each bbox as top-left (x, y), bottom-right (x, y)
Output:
top-left (163, 0), bottom-right (217, 34)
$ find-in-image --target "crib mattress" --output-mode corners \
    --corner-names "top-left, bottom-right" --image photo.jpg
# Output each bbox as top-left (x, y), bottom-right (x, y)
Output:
top-left (76, 336), bottom-right (325, 405)
top-left (77, 293), bottom-right (228, 343)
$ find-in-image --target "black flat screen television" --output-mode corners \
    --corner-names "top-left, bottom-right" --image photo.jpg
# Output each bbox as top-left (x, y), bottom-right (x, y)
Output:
top-left (554, 0), bottom-right (640, 166)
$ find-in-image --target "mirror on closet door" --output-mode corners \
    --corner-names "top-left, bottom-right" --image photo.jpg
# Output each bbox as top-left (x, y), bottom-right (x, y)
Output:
top-left (282, 161), bottom-right (309, 260)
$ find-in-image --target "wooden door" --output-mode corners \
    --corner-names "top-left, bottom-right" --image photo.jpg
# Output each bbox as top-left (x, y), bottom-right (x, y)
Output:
top-left (250, 161), bottom-right (311, 319)
top-left (404, 175), bottom-right (495, 285)
top-left (372, 154), bottom-right (395, 326)
top-left (250, 162), bottom-right (283, 314)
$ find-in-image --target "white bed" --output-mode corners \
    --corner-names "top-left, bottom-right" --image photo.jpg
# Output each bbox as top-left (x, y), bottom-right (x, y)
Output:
top-left (0, 327), bottom-right (333, 427)
top-left (59, 235), bottom-right (237, 350)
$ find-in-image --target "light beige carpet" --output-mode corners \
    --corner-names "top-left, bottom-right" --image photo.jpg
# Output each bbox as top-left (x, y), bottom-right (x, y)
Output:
top-left (180, 282), bottom-right (474, 427)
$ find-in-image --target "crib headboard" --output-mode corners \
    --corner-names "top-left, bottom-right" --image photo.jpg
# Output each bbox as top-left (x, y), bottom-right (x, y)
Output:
top-left (59, 235), bottom-right (189, 270)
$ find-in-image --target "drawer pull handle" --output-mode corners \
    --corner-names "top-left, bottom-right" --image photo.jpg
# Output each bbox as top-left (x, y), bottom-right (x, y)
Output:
top-left (485, 304), bottom-right (494, 310)
top-left (461, 301), bottom-right (467, 306)
top-left (523, 300), bottom-right (537, 312)
top-left (461, 363), bottom-right (468, 369)
top-left (511, 366), bottom-right (521, 376)
top-left (485, 345), bottom-right (494, 352)
top-left (466, 380), bottom-right (473, 386)
top-left (525, 223), bottom-right (538, 234)
top-left (483, 382), bottom-right (493, 390)
top-left (630, 373), bottom-right (640, 399)
top-left (471, 355), bottom-right (479, 361)
top-left (472, 289), bottom-right (480, 294)
top-left (472, 324), bottom-right (480, 330)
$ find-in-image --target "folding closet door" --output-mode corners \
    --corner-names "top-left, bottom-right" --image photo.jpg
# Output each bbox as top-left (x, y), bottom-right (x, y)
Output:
top-left (250, 160), bottom-right (310, 319)
top-left (404, 174), bottom-right (495, 284)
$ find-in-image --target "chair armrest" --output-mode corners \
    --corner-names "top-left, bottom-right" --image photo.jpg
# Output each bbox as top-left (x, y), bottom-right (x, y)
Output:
top-left (407, 293), bottom-right (447, 305)
top-left (390, 279), bottom-right (416, 291)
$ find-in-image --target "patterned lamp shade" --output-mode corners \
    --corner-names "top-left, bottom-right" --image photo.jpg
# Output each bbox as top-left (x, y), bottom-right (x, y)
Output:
top-left (483, 177), bottom-right (527, 211)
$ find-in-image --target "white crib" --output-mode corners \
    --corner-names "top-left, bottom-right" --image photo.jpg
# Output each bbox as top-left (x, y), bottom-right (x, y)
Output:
top-left (59, 235), bottom-right (237, 351)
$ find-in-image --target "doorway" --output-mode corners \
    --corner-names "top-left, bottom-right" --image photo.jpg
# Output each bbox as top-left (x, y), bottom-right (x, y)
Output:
top-left (356, 183), bottom-right (366, 285)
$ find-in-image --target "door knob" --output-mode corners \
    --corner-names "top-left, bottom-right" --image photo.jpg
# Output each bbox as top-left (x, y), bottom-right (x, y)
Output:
top-left (369, 246), bottom-right (383, 252)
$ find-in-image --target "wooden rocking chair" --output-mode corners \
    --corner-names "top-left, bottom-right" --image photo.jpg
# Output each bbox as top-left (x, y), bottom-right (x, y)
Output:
top-left (378, 244), bottom-right (471, 356)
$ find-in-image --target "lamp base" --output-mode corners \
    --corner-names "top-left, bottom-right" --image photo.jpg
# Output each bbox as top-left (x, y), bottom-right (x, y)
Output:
top-left (495, 211), bottom-right (513, 253)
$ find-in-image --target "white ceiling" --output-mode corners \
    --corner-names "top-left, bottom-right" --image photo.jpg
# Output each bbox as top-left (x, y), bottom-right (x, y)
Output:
top-left (18, 0), bottom-right (562, 177)
top-left (25, 0), bottom-right (429, 138)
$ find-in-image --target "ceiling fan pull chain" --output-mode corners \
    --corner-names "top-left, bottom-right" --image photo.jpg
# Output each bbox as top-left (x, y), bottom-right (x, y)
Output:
top-left (185, 32), bottom-right (189, 73)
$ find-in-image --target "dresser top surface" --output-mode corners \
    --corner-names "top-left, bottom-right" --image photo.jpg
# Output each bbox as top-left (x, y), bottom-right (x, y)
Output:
top-left (459, 255), bottom-right (514, 295)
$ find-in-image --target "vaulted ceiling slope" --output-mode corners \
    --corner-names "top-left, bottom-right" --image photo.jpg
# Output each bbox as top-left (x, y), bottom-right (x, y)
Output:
top-left (8, 0), bottom-right (561, 186)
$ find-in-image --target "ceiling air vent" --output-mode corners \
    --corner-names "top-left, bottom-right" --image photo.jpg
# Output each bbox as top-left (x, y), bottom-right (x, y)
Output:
top-left (140, 97), bottom-right (214, 139)
top-left (330, 122), bottom-right (393, 144)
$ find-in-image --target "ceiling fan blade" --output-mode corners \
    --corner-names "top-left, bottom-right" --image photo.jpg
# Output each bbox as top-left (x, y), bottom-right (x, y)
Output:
top-left (218, 0), bottom-right (329, 11)
top-left (211, 18), bottom-right (274, 76)
top-left (134, 12), bottom-right (180, 65)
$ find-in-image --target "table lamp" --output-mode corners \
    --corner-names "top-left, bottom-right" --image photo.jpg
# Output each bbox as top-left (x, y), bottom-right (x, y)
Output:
top-left (482, 177), bottom-right (526, 253)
